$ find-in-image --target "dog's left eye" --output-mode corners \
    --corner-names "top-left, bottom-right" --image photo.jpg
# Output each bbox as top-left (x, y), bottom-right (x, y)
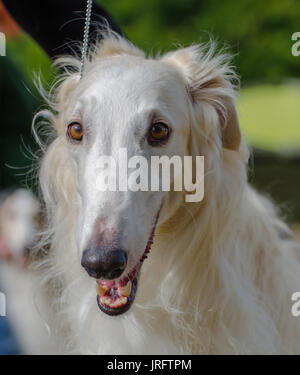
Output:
top-left (67, 122), bottom-right (83, 143)
top-left (148, 122), bottom-right (170, 145)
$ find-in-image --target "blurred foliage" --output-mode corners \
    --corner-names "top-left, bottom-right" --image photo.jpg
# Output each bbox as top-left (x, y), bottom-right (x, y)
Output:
top-left (0, 56), bottom-right (39, 189)
top-left (250, 150), bottom-right (300, 222)
top-left (7, 0), bottom-right (300, 86)
top-left (104, 0), bottom-right (300, 84)
top-left (238, 83), bottom-right (300, 150)
top-left (0, 36), bottom-right (52, 190)
top-left (7, 34), bottom-right (51, 84)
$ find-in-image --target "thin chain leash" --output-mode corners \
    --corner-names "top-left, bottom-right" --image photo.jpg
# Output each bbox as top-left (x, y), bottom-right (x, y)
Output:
top-left (79, 0), bottom-right (93, 79)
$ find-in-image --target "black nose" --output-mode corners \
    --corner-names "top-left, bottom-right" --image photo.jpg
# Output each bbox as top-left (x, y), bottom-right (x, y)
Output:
top-left (81, 248), bottom-right (127, 280)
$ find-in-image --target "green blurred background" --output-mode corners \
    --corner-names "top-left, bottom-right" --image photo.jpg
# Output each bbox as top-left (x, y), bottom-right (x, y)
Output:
top-left (0, 0), bottom-right (300, 222)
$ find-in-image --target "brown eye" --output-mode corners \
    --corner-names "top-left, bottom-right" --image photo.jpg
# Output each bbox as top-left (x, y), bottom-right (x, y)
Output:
top-left (67, 122), bottom-right (83, 142)
top-left (148, 122), bottom-right (170, 145)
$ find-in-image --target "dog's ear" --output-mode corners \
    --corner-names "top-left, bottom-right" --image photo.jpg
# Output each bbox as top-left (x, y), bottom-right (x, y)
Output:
top-left (161, 45), bottom-right (241, 151)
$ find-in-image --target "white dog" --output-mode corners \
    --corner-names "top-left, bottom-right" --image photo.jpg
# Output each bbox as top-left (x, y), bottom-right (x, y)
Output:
top-left (0, 189), bottom-right (56, 354)
top-left (33, 34), bottom-right (300, 354)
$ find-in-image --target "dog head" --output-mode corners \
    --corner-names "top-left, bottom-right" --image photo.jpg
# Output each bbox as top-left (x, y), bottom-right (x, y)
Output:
top-left (39, 36), bottom-right (241, 315)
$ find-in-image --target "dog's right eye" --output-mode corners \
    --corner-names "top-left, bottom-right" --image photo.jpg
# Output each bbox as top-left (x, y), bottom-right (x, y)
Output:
top-left (67, 122), bottom-right (83, 143)
top-left (147, 122), bottom-right (170, 146)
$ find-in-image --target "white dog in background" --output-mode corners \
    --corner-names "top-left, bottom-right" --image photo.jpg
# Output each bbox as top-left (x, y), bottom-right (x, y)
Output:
top-left (0, 189), bottom-right (39, 264)
top-left (32, 34), bottom-right (300, 354)
top-left (0, 189), bottom-right (54, 354)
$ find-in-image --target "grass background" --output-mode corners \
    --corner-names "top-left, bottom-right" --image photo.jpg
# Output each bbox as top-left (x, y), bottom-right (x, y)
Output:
top-left (238, 83), bottom-right (300, 151)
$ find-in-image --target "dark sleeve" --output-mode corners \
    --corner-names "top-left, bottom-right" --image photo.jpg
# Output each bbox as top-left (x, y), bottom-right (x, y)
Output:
top-left (2, 0), bottom-right (124, 59)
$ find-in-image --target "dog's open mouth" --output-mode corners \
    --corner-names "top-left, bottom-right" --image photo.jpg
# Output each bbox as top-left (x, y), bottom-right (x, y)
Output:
top-left (96, 211), bottom-right (160, 316)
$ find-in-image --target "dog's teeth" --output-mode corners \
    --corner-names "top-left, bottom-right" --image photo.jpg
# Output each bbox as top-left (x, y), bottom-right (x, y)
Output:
top-left (121, 280), bottom-right (132, 297)
top-left (96, 284), bottom-right (108, 297)
top-left (100, 296), bottom-right (128, 308)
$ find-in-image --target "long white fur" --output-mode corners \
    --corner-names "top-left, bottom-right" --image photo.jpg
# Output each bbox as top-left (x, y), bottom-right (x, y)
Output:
top-left (33, 34), bottom-right (300, 354)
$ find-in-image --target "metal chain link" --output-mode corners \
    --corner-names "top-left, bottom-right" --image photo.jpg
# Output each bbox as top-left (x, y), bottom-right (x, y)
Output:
top-left (79, 0), bottom-right (93, 79)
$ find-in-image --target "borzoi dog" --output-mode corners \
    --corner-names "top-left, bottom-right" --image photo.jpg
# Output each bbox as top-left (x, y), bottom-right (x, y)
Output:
top-left (33, 35), bottom-right (300, 354)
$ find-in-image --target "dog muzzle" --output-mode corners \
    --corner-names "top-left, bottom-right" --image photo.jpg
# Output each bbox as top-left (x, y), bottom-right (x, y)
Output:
top-left (95, 210), bottom-right (160, 316)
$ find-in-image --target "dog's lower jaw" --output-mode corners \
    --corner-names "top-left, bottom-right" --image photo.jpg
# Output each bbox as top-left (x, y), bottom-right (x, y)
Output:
top-left (97, 275), bottom-right (138, 316)
top-left (96, 209), bottom-right (161, 316)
